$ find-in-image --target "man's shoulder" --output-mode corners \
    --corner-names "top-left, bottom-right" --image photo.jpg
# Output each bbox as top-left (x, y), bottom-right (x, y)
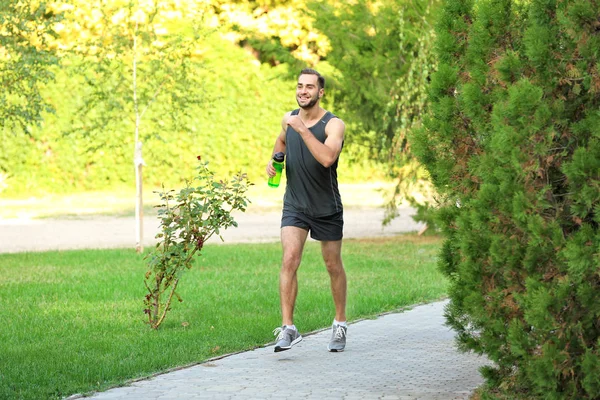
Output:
top-left (325, 112), bottom-right (345, 128)
top-left (323, 110), bottom-right (343, 123)
top-left (323, 113), bottom-right (345, 140)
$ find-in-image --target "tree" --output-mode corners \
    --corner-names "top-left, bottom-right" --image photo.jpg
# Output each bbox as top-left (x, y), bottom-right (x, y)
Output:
top-left (309, 0), bottom-right (436, 149)
top-left (207, 0), bottom-right (331, 67)
top-left (0, 1), bottom-right (63, 192)
top-left (1, 0), bottom-right (440, 200)
top-left (57, 0), bottom-right (207, 251)
top-left (0, 0), bottom-right (61, 130)
top-left (308, 0), bottom-right (440, 224)
top-left (412, 0), bottom-right (600, 398)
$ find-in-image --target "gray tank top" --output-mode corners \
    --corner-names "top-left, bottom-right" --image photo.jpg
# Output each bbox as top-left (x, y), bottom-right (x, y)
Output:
top-left (283, 109), bottom-right (343, 217)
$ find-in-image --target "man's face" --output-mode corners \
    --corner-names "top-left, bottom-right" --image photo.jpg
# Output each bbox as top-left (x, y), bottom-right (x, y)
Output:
top-left (296, 74), bottom-right (323, 110)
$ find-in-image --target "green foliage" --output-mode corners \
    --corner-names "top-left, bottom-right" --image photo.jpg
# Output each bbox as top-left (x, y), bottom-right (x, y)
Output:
top-left (0, 33), bottom-right (382, 196)
top-left (0, 1), bottom-right (61, 129)
top-left (0, 34), bottom-right (296, 195)
top-left (0, 0), bottom-right (410, 198)
top-left (200, 0), bottom-right (441, 206)
top-left (309, 0), bottom-right (441, 224)
top-left (413, 0), bottom-right (600, 398)
top-left (208, 0), bottom-right (331, 66)
top-left (70, 2), bottom-right (207, 143)
top-left (144, 159), bottom-right (251, 329)
top-left (310, 0), bottom-right (439, 159)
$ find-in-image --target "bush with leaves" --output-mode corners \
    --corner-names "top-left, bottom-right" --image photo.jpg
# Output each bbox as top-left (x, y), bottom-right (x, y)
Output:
top-left (412, 0), bottom-right (600, 398)
top-left (143, 158), bottom-right (251, 329)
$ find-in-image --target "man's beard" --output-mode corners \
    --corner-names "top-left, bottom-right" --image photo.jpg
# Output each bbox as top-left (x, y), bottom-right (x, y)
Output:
top-left (297, 94), bottom-right (319, 109)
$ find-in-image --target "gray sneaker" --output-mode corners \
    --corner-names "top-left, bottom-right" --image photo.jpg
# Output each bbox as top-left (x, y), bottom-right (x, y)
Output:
top-left (273, 326), bottom-right (302, 352)
top-left (327, 324), bottom-right (347, 352)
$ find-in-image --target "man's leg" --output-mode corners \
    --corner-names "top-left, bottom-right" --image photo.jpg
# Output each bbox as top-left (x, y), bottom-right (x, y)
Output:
top-left (280, 226), bottom-right (309, 326)
top-left (322, 239), bottom-right (348, 352)
top-left (273, 226), bottom-right (308, 352)
top-left (321, 240), bottom-right (346, 322)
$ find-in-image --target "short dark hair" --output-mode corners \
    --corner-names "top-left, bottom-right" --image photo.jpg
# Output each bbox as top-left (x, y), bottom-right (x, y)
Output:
top-left (299, 68), bottom-right (325, 89)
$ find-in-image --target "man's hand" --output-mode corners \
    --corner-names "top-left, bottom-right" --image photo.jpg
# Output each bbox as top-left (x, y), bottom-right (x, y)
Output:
top-left (286, 115), bottom-right (307, 135)
top-left (266, 159), bottom-right (276, 178)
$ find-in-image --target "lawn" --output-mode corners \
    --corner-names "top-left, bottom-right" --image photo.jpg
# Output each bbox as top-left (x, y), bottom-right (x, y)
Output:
top-left (0, 234), bottom-right (446, 400)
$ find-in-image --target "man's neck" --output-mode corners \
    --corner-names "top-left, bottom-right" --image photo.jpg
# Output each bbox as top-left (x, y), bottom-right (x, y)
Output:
top-left (298, 105), bottom-right (324, 121)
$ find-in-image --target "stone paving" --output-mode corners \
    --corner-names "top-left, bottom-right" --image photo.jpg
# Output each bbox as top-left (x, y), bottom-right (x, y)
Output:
top-left (77, 301), bottom-right (490, 400)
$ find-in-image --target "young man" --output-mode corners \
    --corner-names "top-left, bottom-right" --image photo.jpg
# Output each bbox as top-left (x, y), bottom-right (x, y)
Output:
top-left (265, 68), bottom-right (348, 352)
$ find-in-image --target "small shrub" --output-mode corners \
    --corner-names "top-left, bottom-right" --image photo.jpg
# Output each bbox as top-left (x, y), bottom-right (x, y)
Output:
top-left (143, 157), bottom-right (251, 329)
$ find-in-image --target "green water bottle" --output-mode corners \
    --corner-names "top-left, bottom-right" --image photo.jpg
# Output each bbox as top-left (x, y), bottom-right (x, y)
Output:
top-left (268, 152), bottom-right (285, 188)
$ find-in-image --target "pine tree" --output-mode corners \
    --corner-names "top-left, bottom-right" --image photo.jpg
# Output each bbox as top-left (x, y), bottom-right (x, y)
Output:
top-left (412, 0), bottom-right (600, 398)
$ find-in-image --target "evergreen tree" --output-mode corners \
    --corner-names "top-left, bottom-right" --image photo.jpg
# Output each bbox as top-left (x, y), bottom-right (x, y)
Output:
top-left (412, 0), bottom-right (600, 398)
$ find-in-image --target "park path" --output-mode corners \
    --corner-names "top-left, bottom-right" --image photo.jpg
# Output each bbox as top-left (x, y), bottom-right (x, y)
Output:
top-left (0, 207), bottom-right (424, 253)
top-left (78, 301), bottom-right (490, 400)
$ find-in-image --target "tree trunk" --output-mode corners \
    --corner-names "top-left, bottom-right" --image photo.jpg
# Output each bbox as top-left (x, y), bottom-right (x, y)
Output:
top-left (135, 141), bottom-right (144, 253)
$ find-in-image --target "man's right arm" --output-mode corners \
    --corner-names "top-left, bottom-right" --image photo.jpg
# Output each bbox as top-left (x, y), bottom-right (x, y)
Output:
top-left (266, 112), bottom-right (291, 177)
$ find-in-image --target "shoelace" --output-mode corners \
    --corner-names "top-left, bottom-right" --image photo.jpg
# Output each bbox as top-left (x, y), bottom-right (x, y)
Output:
top-left (273, 327), bottom-right (284, 341)
top-left (334, 326), bottom-right (346, 340)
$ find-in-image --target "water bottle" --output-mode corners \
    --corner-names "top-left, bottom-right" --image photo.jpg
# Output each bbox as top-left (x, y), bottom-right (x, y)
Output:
top-left (268, 152), bottom-right (285, 188)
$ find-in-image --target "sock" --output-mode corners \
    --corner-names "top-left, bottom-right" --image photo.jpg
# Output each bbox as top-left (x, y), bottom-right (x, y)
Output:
top-left (333, 319), bottom-right (347, 327)
top-left (284, 324), bottom-right (297, 331)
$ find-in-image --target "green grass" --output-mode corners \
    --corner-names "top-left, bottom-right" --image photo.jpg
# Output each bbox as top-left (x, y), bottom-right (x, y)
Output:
top-left (0, 235), bottom-right (446, 400)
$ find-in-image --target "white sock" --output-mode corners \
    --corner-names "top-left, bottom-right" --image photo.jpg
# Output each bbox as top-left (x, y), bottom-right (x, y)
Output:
top-left (284, 324), bottom-right (297, 331)
top-left (333, 319), bottom-right (347, 327)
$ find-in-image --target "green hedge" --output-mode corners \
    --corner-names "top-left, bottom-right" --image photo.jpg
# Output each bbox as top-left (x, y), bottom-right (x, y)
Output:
top-left (412, 0), bottom-right (600, 398)
top-left (0, 34), bottom-right (382, 197)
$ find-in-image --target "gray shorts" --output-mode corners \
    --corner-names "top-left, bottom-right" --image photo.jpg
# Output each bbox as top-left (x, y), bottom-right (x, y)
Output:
top-left (281, 210), bottom-right (344, 241)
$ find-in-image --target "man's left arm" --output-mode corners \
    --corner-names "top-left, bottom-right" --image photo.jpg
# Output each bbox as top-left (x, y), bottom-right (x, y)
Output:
top-left (287, 116), bottom-right (345, 168)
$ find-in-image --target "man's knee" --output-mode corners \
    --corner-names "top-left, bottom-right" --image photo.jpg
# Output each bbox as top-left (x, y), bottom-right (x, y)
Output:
top-left (282, 251), bottom-right (302, 272)
top-left (324, 256), bottom-right (344, 274)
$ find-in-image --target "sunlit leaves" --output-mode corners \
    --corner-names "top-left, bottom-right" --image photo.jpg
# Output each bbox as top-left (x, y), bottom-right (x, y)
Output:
top-left (0, 0), bottom-right (61, 129)
top-left (209, 0), bottom-right (330, 64)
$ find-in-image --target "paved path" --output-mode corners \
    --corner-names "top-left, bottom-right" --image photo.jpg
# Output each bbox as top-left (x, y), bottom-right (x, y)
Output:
top-left (78, 301), bottom-right (489, 400)
top-left (1, 207), bottom-right (491, 399)
top-left (0, 208), bottom-right (424, 253)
